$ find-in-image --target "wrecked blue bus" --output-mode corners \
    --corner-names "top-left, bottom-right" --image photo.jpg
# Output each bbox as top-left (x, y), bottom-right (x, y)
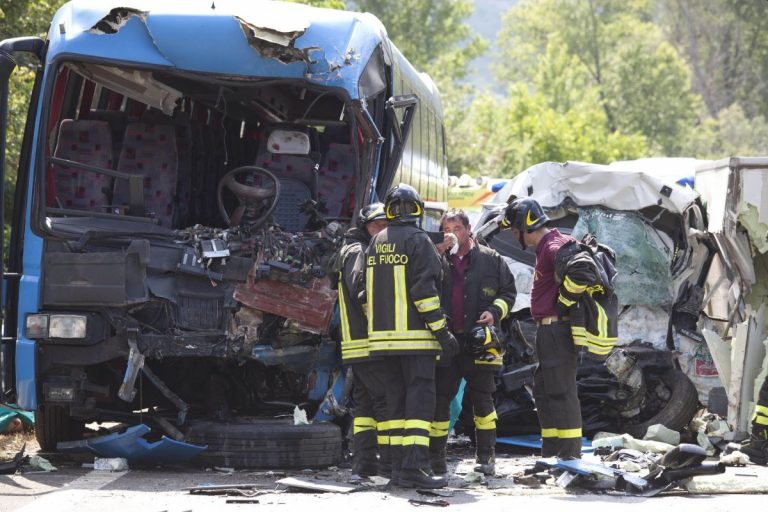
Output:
top-left (0, 0), bottom-right (447, 467)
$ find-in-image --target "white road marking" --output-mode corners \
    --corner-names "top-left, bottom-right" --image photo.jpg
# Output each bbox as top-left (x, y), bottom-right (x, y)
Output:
top-left (17, 470), bottom-right (126, 512)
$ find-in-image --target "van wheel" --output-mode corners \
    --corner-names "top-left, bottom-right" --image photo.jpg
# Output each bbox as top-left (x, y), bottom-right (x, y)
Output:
top-left (34, 405), bottom-right (82, 452)
top-left (185, 417), bottom-right (342, 469)
top-left (623, 369), bottom-right (700, 438)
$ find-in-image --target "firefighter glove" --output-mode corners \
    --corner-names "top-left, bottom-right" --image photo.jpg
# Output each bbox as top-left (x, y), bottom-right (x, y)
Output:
top-left (435, 328), bottom-right (459, 359)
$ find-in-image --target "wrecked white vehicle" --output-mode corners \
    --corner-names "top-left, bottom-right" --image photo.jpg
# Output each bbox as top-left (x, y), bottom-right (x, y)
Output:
top-left (472, 159), bottom-right (713, 439)
top-left (0, 1), bottom-right (448, 467)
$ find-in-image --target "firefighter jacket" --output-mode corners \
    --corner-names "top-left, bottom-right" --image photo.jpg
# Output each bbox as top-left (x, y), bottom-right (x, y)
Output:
top-left (335, 227), bottom-right (373, 364)
top-left (440, 241), bottom-right (516, 366)
top-left (362, 221), bottom-right (446, 356)
top-left (554, 240), bottom-right (618, 357)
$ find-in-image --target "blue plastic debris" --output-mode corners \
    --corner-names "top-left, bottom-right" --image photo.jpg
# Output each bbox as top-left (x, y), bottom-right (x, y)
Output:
top-left (58, 424), bottom-right (206, 464)
top-left (496, 434), bottom-right (594, 453)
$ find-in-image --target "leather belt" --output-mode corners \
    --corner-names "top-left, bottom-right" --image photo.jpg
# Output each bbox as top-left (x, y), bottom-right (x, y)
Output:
top-left (537, 315), bottom-right (570, 325)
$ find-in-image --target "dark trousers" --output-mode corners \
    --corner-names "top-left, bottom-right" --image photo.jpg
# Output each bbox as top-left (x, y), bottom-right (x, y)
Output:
top-left (432, 353), bottom-right (497, 460)
top-left (351, 360), bottom-right (388, 471)
top-left (533, 322), bottom-right (582, 459)
top-left (381, 354), bottom-right (436, 471)
top-left (754, 374), bottom-right (768, 432)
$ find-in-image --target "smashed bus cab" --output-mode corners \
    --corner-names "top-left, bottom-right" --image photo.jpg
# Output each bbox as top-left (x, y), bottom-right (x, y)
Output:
top-left (0, 0), bottom-right (448, 467)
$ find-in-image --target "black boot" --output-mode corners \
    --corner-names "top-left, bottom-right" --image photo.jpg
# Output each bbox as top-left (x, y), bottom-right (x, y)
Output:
top-left (398, 468), bottom-right (447, 489)
top-left (475, 448), bottom-right (495, 476)
top-left (474, 430), bottom-right (496, 476)
top-left (742, 426), bottom-right (768, 465)
top-left (429, 436), bottom-right (448, 475)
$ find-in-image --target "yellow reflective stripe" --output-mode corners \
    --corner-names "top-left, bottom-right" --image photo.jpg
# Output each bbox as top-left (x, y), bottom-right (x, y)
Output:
top-left (414, 296), bottom-right (440, 313)
top-left (541, 428), bottom-right (558, 438)
top-left (755, 415), bottom-right (768, 426)
top-left (557, 293), bottom-right (576, 307)
top-left (474, 410), bottom-right (498, 430)
top-left (394, 265), bottom-right (408, 333)
top-left (492, 298), bottom-right (509, 320)
top-left (353, 425), bottom-right (377, 434)
top-left (377, 435), bottom-right (390, 445)
top-left (342, 349), bottom-right (370, 360)
top-left (366, 267), bottom-right (374, 333)
top-left (558, 428), bottom-right (583, 439)
top-left (430, 421), bottom-right (450, 437)
top-left (756, 404), bottom-right (768, 416)
top-left (390, 436), bottom-right (403, 446)
top-left (354, 417), bottom-right (377, 428)
top-left (563, 276), bottom-right (587, 294)
top-left (402, 435), bottom-right (430, 447)
top-left (404, 419), bottom-right (431, 431)
top-left (337, 274), bottom-right (352, 341)
top-left (369, 339), bottom-right (441, 351)
top-left (377, 420), bottom-right (400, 431)
top-left (391, 419), bottom-right (406, 429)
top-left (369, 329), bottom-right (435, 339)
top-left (428, 317), bottom-right (447, 331)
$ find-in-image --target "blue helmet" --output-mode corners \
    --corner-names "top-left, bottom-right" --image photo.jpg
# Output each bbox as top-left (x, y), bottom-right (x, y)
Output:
top-left (501, 197), bottom-right (550, 233)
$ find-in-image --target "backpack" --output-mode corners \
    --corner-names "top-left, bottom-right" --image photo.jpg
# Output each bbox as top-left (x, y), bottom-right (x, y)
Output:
top-left (578, 233), bottom-right (617, 295)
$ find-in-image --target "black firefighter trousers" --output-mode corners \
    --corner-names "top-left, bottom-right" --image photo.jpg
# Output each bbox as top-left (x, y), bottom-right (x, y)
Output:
top-left (533, 321), bottom-right (583, 459)
top-left (376, 353), bottom-right (436, 474)
top-left (432, 353), bottom-right (497, 464)
top-left (350, 360), bottom-right (388, 474)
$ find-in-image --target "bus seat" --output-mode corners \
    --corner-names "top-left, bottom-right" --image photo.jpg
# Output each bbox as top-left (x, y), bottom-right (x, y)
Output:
top-left (87, 110), bottom-right (128, 160)
top-left (52, 119), bottom-right (114, 211)
top-left (317, 143), bottom-right (355, 219)
top-left (141, 109), bottom-right (195, 226)
top-left (254, 128), bottom-right (317, 230)
top-left (113, 122), bottom-right (178, 227)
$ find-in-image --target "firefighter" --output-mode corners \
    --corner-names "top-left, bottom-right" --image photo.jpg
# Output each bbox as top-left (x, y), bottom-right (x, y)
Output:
top-left (501, 197), bottom-right (598, 459)
top-left (336, 203), bottom-right (389, 477)
top-left (743, 375), bottom-right (768, 465)
top-left (429, 209), bottom-right (516, 476)
top-left (361, 183), bottom-right (459, 489)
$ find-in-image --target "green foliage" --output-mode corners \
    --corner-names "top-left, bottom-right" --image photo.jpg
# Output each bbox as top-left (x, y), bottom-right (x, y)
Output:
top-left (350, 0), bottom-right (486, 84)
top-left (494, 0), bottom-right (697, 156)
top-left (285, 0), bottom-right (347, 9)
top-left (657, 0), bottom-right (768, 120)
top-left (681, 104), bottom-right (768, 159)
top-left (449, 85), bottom-right (647, 177)
top-left (1, 0), bottom-right (64, 235)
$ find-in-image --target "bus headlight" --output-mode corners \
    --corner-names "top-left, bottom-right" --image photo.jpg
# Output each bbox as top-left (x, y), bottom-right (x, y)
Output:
top-left (26, 314), bottom-right (88, 339)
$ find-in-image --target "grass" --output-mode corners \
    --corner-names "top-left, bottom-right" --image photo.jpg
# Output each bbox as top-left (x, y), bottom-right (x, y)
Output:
top-left (0, 429), bottom-right (39, 457)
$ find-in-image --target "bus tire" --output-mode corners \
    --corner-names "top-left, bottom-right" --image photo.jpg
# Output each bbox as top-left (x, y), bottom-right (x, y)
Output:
top-left (185, 417), bottom-right (342, 469)
top-left (34, 405), bottom-right (81, 452)
top-left (624, 369), bottom-right (700, 438)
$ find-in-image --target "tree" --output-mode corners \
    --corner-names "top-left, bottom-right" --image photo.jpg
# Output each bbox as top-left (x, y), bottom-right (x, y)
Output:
top-left (495, 0), bottom-right (698, 155)
top-left (350, 0), bottom-right (486, 84)
top-left (681, 104), bottom-right (768, 159)
top-left (449, 85), bottom-right (647, 178)
top-left (1, 1), bottom-right (64, 235)
top-left (657, 0), bottom-right (768, 120)
top-left (286, 0), bottom-right (346, 9)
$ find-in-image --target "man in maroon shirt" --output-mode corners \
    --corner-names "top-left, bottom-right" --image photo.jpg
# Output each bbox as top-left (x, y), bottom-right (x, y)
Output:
top-left (501, 197), bottom-right (583, 459)
top-left (430, 209), bottom-right (516, 476)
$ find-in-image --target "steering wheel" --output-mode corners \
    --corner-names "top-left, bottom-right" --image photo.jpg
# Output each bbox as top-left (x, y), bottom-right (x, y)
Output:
top-left (217, 166), bottom-right (281, 228)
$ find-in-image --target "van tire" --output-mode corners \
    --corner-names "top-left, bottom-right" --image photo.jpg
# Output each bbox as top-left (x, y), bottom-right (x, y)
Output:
top-left (624, 369), bottom-right (699, 438)
top-left (185, 417), bottom-right (342, 469)
top-left (34, 405), bottom-right (81, 452)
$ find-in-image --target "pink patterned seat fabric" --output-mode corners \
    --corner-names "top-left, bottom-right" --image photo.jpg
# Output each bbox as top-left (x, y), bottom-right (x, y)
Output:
top-left (52, 119), bottom-right (114, 211)
top-left (317, 143), bottom-right (355, 218)
top-left (114, 122), bottom-right (178, 227)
